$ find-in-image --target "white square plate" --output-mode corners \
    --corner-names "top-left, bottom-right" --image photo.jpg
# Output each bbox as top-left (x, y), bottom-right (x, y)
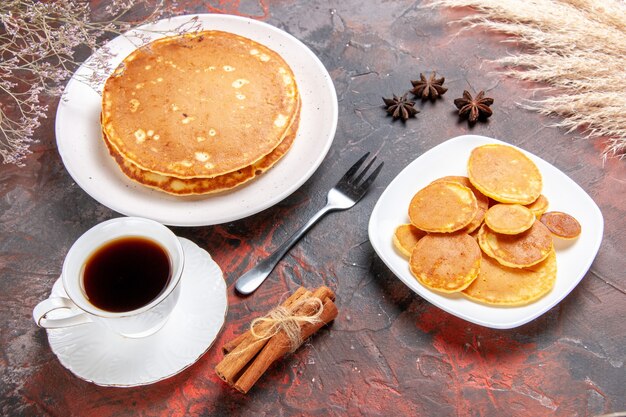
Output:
top-left (368, 135), bottom-right (604, 329)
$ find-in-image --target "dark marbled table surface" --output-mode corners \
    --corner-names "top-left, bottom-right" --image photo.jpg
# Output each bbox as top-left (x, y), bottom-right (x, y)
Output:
top-left (1, 1), bottom-right (625, 416)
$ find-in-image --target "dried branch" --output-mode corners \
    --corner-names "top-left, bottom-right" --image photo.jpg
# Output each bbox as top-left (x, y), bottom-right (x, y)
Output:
top-left (0, 0), bottom-right (165, 166)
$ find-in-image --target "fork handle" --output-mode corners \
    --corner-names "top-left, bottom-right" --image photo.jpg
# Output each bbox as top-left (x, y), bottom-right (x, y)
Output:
top-left (235, 203), bottom-right (338, 295)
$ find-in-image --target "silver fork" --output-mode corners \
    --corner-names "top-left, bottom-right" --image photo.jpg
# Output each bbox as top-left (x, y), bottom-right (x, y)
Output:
top-left (235, 153), bottom-right (384, 295)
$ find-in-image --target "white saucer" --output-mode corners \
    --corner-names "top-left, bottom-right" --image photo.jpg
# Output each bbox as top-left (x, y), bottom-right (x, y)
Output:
top-left (44, 237), bottom-right (227, 387)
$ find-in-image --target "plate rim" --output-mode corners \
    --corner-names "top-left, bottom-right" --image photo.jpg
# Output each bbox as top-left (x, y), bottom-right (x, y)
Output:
top-left (368, 134), bottom-right (604, 329)
top-left (55, 13), bottom-right (338, 226)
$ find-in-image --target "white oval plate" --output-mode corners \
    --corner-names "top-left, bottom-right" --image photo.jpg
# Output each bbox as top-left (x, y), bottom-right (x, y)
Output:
top-left (56, 14), bottom-right (337, 226)
top-left (368, 135), bottom-right (604, 329)
top-left (45, 238), bottom-right (227, 387)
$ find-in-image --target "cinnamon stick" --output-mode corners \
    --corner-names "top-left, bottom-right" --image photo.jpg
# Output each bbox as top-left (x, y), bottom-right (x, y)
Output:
top-left (222, 287), bottom-right (308, 354)
top-left (215, 286), bottom-right (337, 392)
top-left (215, 287), bottom-right (316, 384)
top-left (221, 331), bottom-right (248, 355)
top-left (234, 298), bottom-right (338, 393)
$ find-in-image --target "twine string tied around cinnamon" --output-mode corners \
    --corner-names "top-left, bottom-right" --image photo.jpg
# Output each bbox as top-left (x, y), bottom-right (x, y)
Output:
top-left (249, 295), bottom-right (324, 352)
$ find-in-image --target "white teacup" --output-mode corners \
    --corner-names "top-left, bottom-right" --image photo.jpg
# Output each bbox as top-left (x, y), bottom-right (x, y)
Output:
top-left (33, 217), bottom-right (184, 338)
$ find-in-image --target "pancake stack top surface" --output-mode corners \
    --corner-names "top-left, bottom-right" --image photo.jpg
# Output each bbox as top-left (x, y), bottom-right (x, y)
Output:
top-left (101, 30), bottom-right (300, 195)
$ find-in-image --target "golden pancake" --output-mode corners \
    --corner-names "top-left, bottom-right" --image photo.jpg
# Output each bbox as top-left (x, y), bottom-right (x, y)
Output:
top-left (409, 233), bottom-right (481, 293)
top-left (526, 194), bottom-right (549, 218)
top-left (392, 224), bottom-right (427, 257)
top-left (431, 176), bottom-right (489, 206)
top-left (463, 250), bottom-right (557, 306)
top-left (468, 144), bottom-right (542, 204)
top-left (541, 211), bottom-right (582, 239)
top-left (431, 175), bottom-right (489, 233)
top-left (484, 204), bottom-right (535, 235)
top-left (408, 181), bottom-right (478, 233)
top-left (102, 31), bottom-right (299, 179)
top-left (102, 103), bottom-right (300, 195)
top-left (483, 220), bottom-right (553, 268)
top-left (476, 224), bottom-right (498, 259)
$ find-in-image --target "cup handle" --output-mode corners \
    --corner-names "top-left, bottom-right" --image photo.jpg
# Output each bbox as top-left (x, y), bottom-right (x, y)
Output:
top-left (33, 297), bottom-right (92, 329)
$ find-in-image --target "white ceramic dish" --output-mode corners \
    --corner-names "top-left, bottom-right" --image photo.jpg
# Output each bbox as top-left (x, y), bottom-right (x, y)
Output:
top-left (44, 238), bottom-right (227, 387)
top-left (368, 135), bottom-right (604, 329)
top-left (55, 14), bottom-right (337, 226)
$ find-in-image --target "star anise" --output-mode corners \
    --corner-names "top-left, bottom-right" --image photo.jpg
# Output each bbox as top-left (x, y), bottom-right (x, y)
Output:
top-left (453, 90), bottom-right (494, 124)
top-left (382, 93), bottom-right (419, 122)
top-left (410, 72), bottom-right (448, 101)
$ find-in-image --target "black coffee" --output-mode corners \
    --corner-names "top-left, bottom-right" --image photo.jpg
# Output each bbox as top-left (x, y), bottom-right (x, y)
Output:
top-left (82, 237), bottom-right (171, 312)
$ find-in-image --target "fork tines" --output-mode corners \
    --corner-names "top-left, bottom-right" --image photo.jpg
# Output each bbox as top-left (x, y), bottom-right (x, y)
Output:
top-left (342, 152), bottom-right (384, 191)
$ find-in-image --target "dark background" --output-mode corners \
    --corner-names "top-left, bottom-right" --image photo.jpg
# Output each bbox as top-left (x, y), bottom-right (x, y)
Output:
top-left (1, 1), bottom-right (625, 416)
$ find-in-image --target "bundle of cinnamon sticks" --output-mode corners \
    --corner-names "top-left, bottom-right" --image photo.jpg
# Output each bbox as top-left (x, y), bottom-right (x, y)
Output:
top-left (215, 286), bottom-right (338, 393)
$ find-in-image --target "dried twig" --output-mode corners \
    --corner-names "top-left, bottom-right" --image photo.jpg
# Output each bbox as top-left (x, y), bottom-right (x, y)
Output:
top-left (0, 0), bottom-right (165, 166)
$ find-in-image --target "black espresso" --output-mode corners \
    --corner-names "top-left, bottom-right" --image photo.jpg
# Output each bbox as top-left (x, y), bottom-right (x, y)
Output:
top-left (82, 237), bottom-right (171, 312)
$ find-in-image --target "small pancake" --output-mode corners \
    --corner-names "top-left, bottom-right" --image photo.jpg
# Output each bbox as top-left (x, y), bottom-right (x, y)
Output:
top-left (408, 181), bottom-right (478, 233)
top-left (102, 31), bottom-right (299, 179)
top-left (392, 224), bottom-right (427, 257)
top-left (468, 144), bottom-right (542, 205)
top-left (102, 103), bottom-right (300, 195)
top-left (541, 211), bottom-right (582, 239)
top-left (409, 233), bottom-right (481, 293)
top-left (463, 250), bottom-right (557, 306)
top-left (476, 224), bottom-right (498, 259)
top-left (483, 220), bottom-right (553, 268)
top-left (526, 194), bottom-right (549, 218)
top-left (431, 176), bottom-right (489, 233)
top-left (484, 204), bottom-right (535, 235)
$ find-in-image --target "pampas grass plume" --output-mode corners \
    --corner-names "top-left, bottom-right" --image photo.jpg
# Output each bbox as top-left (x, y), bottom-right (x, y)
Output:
top-left (429, 0), bottom-right (626, 158)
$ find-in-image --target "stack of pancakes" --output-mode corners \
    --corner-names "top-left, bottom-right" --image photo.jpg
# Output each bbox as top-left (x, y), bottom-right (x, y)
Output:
top-left (392, 144), bottom-right (584, 306)
top-left (101, 31), bottom-right (300, 195)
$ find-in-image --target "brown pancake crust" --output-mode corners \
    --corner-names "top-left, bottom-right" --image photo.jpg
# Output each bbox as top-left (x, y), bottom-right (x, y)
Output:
top-left (468, 144), bottom-right (542, 205)
top-left (103, 103), bottom-right (300, 195)
top-left (409, 233), bottom-right (481, 293)
top-left (541, 211), bottom-right (582, 239)
top-left (408, 181), bottom-right (478, 233)
top-left (476, 224), bottom-right (498, 259)
top-left (392, 224), bottom-right (427, 257)
top-left (463, 250), bottom-right (557, 306)
top-left (102, 31), bottom-right (299, 179)
top-left (483, 220), bottom-right (553, 268)
top-left (526, 194), bottom-right (549, 218)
